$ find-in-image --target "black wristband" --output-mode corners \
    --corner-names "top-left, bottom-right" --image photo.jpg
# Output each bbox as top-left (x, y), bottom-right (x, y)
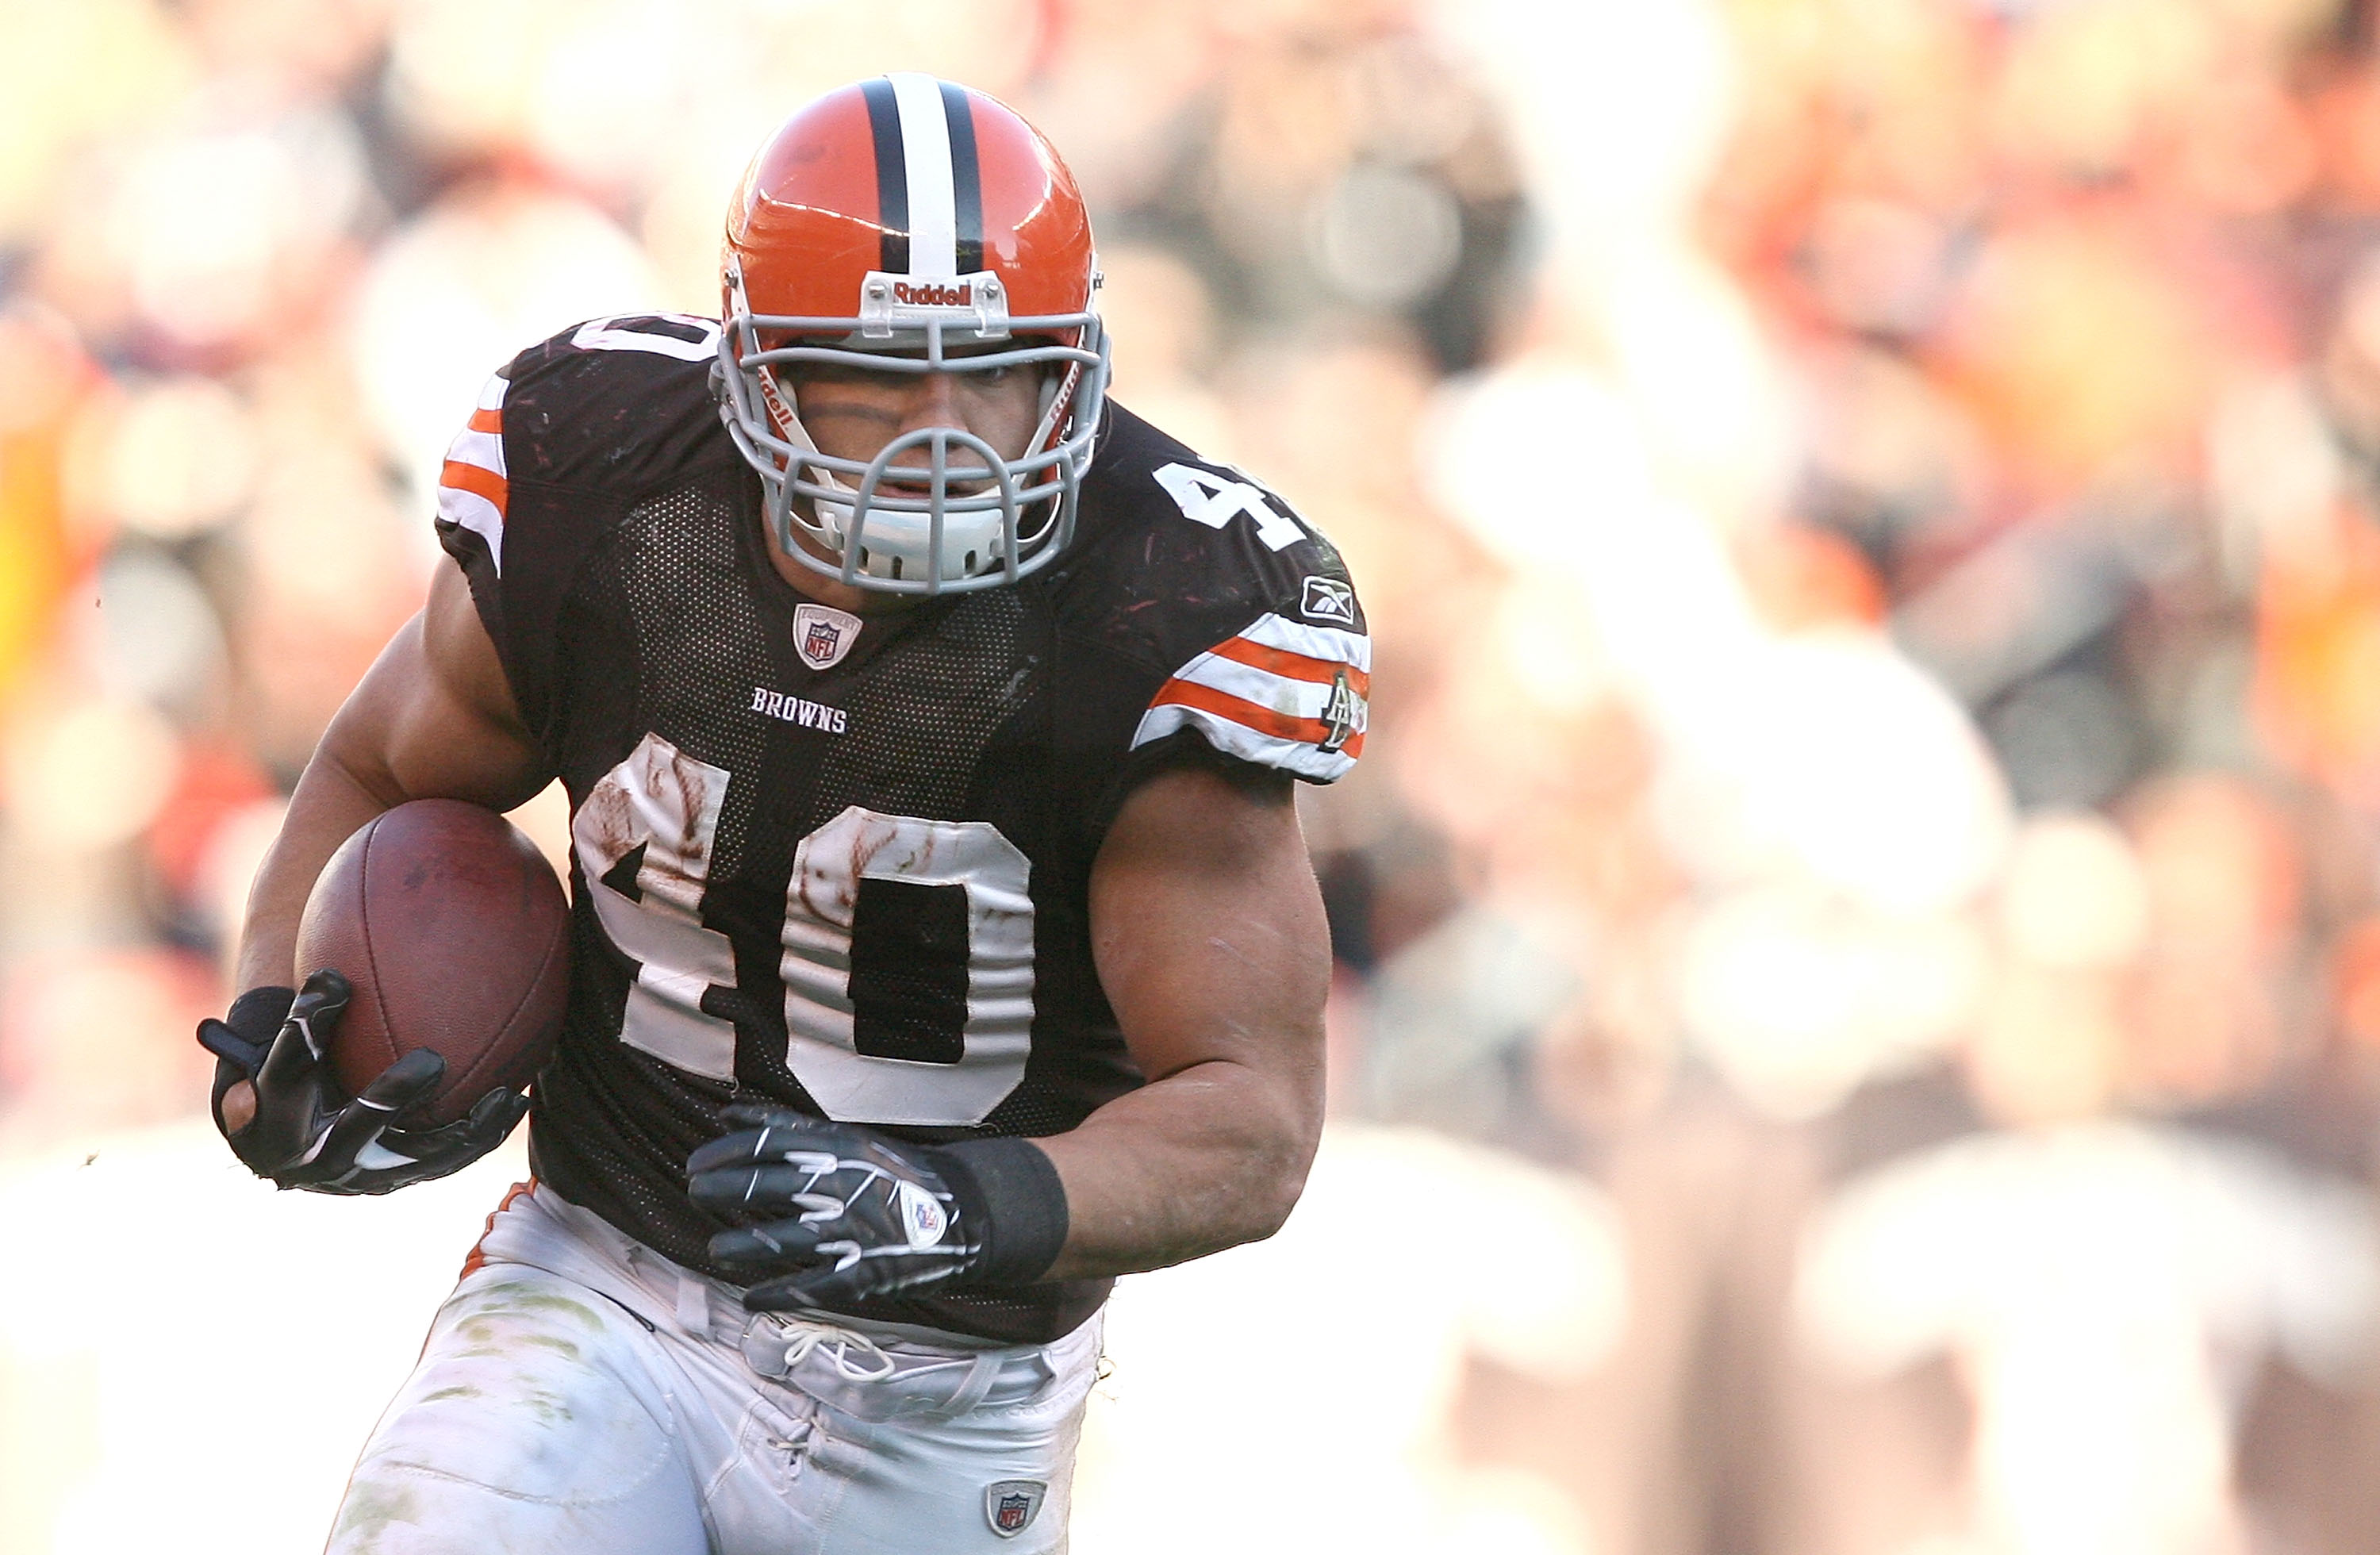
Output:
top-left (931, 1135), bottom-right (1069, 1287)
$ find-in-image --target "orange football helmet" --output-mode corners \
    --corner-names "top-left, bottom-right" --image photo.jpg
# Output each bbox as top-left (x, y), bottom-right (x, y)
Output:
top-left (716, 75), bottom-right (1109, 593)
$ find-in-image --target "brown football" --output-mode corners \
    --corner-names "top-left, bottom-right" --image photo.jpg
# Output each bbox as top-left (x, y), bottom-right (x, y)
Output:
top-left (294, 798), bottom-right (570, 1127)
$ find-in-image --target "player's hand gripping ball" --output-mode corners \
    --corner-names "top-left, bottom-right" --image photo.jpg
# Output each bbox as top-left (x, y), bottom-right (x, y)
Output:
top-left (689, 1106), bottom-right (988, 1309)
top-left (198, 970), bottom-right (528, 1195)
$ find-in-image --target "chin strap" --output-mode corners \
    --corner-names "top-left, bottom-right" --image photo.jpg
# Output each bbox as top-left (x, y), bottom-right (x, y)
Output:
top-left (1026, 358), bottom-right (1080, 466)
top-left (752, 349), bottom-right (864, 547)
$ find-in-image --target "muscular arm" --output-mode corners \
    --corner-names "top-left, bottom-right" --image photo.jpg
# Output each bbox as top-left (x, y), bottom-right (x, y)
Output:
top-left (223, 562), bottom-right (548, 1123)
top-left (1033, 764), bottom-right (1331, 1281)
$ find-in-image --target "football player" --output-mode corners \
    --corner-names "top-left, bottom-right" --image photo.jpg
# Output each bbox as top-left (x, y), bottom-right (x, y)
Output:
top-left (198, 75), bottom-right (1367, 1554)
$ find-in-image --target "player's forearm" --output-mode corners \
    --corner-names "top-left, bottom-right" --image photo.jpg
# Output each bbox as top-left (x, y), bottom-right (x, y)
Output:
top-left (1059, 765), bottom-right (1331, 1281)
top-left (1030, 1051), bottom-right (1322, 1281)
top-left (234, 596), bottom-right (547, 993)
top-left (233, 751), bottom-right (409, 992)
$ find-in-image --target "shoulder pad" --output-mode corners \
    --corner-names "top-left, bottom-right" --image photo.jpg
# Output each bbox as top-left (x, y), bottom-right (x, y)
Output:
top-left (436, 314), bottom-right (731, 570)
top-left (1057, 403), bottom-right (1369, 781)
top-left (1064, 404), bottom-right (1365, 640)
top-left (432, 314), bottom-right (735, 736)
top-left (481, 314), bottom-right (731, 491)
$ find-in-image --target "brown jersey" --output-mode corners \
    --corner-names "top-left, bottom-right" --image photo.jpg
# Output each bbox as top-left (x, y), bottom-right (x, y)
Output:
top-left (432, 313), bottom-right (1368, 1342)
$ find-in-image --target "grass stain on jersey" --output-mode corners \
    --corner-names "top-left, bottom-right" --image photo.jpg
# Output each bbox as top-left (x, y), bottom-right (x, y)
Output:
top-left (420, 1385), bottom-right (482, 1403)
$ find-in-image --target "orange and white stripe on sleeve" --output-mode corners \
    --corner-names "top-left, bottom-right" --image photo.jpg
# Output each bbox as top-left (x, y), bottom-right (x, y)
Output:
top-left (1130, 612), bottom-right (1371, 781)
top-left (436, 372), bottom-right (510, 572)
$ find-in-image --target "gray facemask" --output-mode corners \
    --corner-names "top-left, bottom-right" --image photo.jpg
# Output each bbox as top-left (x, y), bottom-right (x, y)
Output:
top-left (715, 257), bottom-right (1111, 595)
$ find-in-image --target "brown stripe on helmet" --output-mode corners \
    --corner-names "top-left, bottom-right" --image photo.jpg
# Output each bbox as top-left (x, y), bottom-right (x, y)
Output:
top-left (861, 76), bottom-right (909, 274)
top-left (940, 79), bottom-right (984, 277)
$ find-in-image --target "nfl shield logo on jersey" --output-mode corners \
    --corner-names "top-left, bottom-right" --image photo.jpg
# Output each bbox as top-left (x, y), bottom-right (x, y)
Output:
top-left (985, 1480), bottom-right (1046, 1538)
top-left (794, 602), bottom-right (862, 670)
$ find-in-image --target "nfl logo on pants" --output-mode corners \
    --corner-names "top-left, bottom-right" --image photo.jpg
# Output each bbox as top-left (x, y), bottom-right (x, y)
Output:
top-left (985, 1480), bottom-right (1046, 1538)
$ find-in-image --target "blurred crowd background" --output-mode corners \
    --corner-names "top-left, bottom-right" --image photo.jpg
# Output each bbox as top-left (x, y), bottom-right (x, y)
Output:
top-left (6, 0), bottom-right (2380, 1550)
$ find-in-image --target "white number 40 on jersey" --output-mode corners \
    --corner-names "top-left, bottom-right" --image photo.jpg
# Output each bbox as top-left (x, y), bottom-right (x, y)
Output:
top-left (572, 732), bottom-right (1034, 1129)
top-left (1153, 462), bottom-right (1304, 552)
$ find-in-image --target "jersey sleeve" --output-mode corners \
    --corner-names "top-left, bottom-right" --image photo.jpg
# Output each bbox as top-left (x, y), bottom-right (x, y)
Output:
top-left (433, 370), bottom-right (512, 583)
top-left (432, 314), bottom-right (730, 740)
top-left (1053, 405), bottom-right (1371, 817)
top-left (432, 363), bottom-right (542, 724)
top-left (1130, 610), bottom-right (1369, 781)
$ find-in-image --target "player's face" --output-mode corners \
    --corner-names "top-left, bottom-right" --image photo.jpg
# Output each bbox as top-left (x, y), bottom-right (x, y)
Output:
top-left (787, 355), bottom-right (1044, 486)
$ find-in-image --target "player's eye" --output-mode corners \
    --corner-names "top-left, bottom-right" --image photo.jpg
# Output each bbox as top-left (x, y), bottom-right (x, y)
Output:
top-left (781, 363), bottom-right (881, 392)
top-left (958, 363), bottom-right (1016, 387)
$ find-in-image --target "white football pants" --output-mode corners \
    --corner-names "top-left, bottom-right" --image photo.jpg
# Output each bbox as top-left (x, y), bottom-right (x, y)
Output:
top-left (325, 1182), bottom-right (1100, 1555)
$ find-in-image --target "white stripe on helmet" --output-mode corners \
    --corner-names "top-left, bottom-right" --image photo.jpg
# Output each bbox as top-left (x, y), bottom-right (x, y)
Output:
top-left (888, 72), bottom-right (958, 279)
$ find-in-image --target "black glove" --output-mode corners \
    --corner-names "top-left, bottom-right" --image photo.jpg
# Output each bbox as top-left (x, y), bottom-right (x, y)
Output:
top-left (197, 968), bottom-right (528, 1196)
top-left (688, 1105), bottom-right (1067, 1311)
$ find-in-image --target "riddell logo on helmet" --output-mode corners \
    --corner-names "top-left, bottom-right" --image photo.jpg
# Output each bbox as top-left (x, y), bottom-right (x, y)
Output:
top-left (892, 281), bottom-right (973, 307)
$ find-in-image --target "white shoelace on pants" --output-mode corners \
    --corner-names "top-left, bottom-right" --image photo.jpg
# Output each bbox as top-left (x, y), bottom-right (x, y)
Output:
top-left (774, 1316), bottom-right (899, 1382)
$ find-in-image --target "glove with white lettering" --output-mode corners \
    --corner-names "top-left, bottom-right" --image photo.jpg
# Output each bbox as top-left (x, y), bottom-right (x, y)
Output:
top-left (197, 968), bottom-right (528, 1196)
top-left (687, 1104), bottom-right (1068, 1311)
